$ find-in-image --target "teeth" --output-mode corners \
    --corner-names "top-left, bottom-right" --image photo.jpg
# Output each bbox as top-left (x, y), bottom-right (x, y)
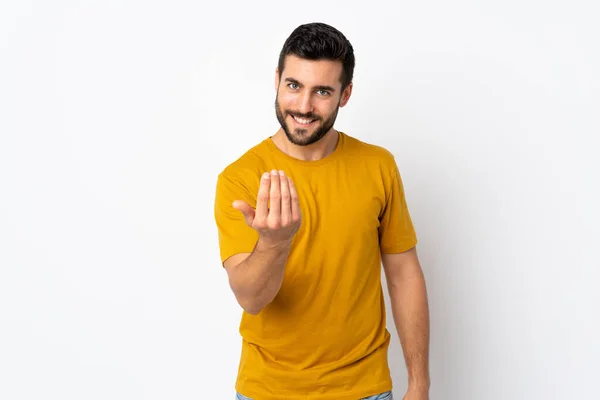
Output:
top-left (294, 116), bottom-right (313, 124)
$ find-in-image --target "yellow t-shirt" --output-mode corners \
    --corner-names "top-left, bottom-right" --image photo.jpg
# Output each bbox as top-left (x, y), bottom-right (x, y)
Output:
top-left (214, 131), bottom-right (417, 400)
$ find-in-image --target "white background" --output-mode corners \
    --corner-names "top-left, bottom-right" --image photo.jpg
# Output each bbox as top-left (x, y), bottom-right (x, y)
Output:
top-left (1, 1), bottom-right (599, 399)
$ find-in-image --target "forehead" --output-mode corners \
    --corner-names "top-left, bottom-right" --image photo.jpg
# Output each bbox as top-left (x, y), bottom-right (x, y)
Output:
top-left (281, 55), bottom-right (343, 88)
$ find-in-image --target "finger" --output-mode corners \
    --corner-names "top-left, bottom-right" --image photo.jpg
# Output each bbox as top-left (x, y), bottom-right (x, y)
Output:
top-left (255, 172), bottom-right (271, 221)
top-left (268, 169), bottom-right (281, 221)
top-left (232, 200), bottom-right (255, 226)
top-left (279, 170), bottom-right (291, 225)
top-left (288, 176), bottom-right (301, 222)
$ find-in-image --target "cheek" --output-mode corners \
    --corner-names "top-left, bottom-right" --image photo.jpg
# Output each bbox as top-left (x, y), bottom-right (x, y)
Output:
top-left (278, 92), bottom-right (296, 109)
top-left (318, 104), bottom-right (335, 118)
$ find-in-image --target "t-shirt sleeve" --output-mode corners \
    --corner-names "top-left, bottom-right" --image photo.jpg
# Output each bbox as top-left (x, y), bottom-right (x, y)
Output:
top-left (378, 160), bottom-right (418, 253)
top-left (214, 172), bottom-right (260, 264)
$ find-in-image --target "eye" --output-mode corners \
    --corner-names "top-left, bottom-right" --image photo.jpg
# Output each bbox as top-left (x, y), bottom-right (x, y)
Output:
top-left (317, 89), bottom-right (330, 96)
top-left (288, 83), bottom-right (299, 90)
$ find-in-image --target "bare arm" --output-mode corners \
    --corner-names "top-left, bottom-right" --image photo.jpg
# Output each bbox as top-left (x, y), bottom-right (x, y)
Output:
top-left (224, 169), bottom-right (301, 315)
top-left (224, 238), bottom-right (292, 314)
top-left (382, 247), bottom-right (431, 394)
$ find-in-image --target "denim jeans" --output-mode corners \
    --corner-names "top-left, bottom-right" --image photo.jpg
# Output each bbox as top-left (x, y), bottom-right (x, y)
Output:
top-left (235, 390), bottom-right (393, 399)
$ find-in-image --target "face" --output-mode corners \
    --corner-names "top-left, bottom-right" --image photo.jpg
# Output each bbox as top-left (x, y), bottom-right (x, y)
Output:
top-left (275, 55), bottom-right (352, 146)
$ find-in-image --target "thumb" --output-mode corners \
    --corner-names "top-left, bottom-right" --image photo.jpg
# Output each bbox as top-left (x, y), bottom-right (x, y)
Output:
top-left (232, 200), bottom-right (255, 226)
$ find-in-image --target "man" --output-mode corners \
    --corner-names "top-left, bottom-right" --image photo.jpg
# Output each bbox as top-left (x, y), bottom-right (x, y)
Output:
top-left (214, 22), bottom-right (430, 400)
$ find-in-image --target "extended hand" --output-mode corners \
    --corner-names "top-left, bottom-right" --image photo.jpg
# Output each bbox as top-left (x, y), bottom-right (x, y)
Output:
top-left (232, 169), bottom-right (302, 246)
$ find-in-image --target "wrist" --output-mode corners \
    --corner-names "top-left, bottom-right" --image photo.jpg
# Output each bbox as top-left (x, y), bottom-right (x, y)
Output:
top-left (408, 377), bottom-right (430, 391)
top-left (256, 236), bottom-right (293, 251)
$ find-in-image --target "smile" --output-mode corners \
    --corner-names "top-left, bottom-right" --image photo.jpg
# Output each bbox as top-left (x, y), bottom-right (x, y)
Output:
top-left (291, 115), bottom-right (316, 125)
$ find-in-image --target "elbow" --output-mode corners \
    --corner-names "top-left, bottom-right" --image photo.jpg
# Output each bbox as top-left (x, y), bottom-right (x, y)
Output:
top-left (230, 280), bottom-right (275, 315)
top-left (244, 306), bottom-right (262, 315)
top-left (242, 303), bottom-right (265, 315)
top-left (228, 279), bottom-right (264, 315)
top-left (237, 296), bottom-right (266, 315)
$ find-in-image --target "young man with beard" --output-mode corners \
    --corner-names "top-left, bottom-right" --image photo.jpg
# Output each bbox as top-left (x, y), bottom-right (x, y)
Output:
top-left (214, 22), bottom-right (430, 400)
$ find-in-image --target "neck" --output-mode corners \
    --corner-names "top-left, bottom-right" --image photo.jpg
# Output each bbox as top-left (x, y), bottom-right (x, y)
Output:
top-left (271, 128), bottom-right (339, 161)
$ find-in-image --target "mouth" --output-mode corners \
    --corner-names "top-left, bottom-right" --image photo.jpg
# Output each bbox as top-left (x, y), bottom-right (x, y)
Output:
top-left (290, 115), bottom-right (317, 127)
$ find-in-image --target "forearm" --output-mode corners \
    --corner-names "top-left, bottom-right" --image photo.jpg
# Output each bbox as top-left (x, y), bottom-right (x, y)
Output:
top-left (388, 266), bottom-right (431, 389)
top-left (229, 237), bottom-right (292, 314)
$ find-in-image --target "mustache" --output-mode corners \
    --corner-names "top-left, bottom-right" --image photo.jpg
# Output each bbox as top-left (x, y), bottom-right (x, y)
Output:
top-left (287, 111), bottom-right (321, 120)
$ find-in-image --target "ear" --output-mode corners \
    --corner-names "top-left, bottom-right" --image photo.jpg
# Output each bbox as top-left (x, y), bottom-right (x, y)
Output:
top-left (275, 68), bottom-right (280, 92)
top-left (339, 82), bottom-right (353, 108)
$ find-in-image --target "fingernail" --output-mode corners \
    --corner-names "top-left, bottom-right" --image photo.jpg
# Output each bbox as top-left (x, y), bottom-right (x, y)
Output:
top-left (271, 169), bottom-right (278, 175)
top-left (278, 170), bottom-right (284, 176)
top-left (263, 172), bottom-right (269, 179)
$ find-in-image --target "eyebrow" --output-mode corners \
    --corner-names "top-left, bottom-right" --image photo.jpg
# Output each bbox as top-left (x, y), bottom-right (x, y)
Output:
top-left (284, 77), bottom-right (336, 93)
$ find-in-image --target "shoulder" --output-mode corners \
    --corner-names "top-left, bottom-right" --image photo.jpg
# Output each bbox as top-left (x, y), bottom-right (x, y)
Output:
top-left (215, 139), bottom-right (273, 204)
top-left (218, 140), bottom-right (269, 182)
top-left (341, 132), bottom-right (398, 168)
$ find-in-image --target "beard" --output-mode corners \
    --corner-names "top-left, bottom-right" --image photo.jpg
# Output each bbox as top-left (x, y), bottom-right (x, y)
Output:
top-left (275, 94), bottom-right (340, 147)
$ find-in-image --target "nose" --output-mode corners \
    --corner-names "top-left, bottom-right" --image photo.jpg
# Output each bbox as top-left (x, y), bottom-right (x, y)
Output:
top-left (296, 91), bottom-right (313, 115)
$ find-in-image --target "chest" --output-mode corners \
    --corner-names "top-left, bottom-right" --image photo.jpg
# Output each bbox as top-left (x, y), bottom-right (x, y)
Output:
top-left (292, 168), bottom-right (386, 242)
